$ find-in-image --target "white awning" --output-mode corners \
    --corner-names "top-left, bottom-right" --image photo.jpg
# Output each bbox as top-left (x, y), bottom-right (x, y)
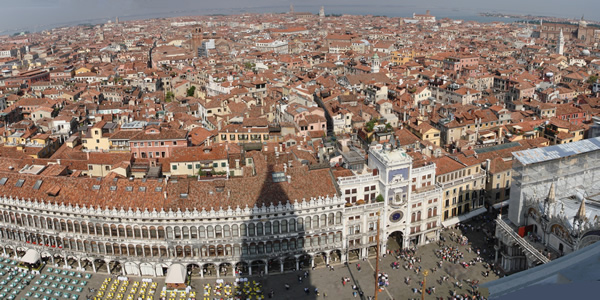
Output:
top-left (442, 207), bottom-right (487, 228)
top-left (165, 264), bottom-right (186, 284)
top-left (492, 200), bottom-right (510, 209)
top-left (21, 249), bottom-right (40, 264)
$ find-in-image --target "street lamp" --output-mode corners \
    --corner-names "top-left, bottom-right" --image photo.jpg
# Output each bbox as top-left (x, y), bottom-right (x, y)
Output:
top-left (421, 270), bottom-right (429, 300)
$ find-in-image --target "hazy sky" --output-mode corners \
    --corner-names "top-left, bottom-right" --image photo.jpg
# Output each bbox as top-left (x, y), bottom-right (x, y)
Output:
top-left (1, 0), bottom-right (598, 34)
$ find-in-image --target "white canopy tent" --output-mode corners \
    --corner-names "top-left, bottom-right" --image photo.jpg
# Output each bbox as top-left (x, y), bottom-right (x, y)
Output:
top-left (165, 264), bottom-right (186, 285)
top-left (441, 207), bottom-right (487, 228)
top-left (21, 249), bottom-right (41, 264)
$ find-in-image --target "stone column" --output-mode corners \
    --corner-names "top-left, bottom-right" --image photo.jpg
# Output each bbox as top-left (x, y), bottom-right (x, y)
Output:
top-left (78, 259), bottom-right (82, 270)
top-left (264, 264), bottom-right (268, 275)
top-left (91, 261), bottom-right (96, 273)
top-left (199, 267), bottom-right (204, 278)
top-left (295, 259), bottom-right (299, 271)
top-left (248, 266), bottom-right (252, 276)
top-left (107, 261), bottom-right (111, 275)
top-left (280, 259), bottom-right (284, 273)
top-left (326, 254), bottom-right (330, 265)
top-left (64, 256), bottom-right (68, 268)
top-left (216, 267), bottom-right (220, 278)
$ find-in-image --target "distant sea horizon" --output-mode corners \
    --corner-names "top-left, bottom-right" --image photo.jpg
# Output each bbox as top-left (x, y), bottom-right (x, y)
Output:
top-left (0, 5), bottom-right (534, 36)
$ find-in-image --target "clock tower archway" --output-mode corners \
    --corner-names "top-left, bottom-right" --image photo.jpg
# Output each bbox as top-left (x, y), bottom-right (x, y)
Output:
top-left (387, 231), bottom-right (405, 250)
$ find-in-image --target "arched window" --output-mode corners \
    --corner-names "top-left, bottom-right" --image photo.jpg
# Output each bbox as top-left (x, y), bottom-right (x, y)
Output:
top-left (223, 225), bottom-right (230, 238)
top-left (273, 221), bottom-right (280, 234)
top-left (305, 216), bottom-right (312, 230)
top-left (265, 222), bottom-right (272, 235)
top-left (215, 225), bottom-right (222, 238)
top-left (199, 226), bottom-right (206, 238)
top-left (240, 224), bottom-right (247, 237)
top-left (289, 219), bottom-right (296, 232)
top-left (297, 218), bottom-right (304, 230)
top-left (256, 223), bottom-right (264, 236)
top-left (232, 225), bottom-right (239, 237)
top-left (312, 236), bottom-right (319, 246)
top-left (335, 232), bottom-right (342, 243)
top-left (181, 227), bottom-right (189, 239)
top-left (248, 223), bottom-right (255, 237)
top-left (207, 226), bottom-right (214, 238)
top-left (266, 242), bottom-right (272, 253)
top-left (281, 220), bottom-right (288, 233)
top-left (313, 216), bottom-right (319, 228)
top-left (328, 213), bottom-right (334, 225)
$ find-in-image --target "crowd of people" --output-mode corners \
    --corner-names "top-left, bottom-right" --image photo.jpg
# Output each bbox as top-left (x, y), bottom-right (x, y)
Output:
top-left (383, 217), bottom-right (499, 300)
top-left (258, 213), bottom-right (501, 299)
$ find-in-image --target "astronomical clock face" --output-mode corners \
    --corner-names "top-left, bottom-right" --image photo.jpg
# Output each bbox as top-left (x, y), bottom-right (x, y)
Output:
top-left (389, 211), bottom-right (403, 223)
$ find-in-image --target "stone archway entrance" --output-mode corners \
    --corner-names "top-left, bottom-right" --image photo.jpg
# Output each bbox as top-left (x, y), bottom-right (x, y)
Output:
top-left (283, 256), bottom-right (297, 271)
top-left (388, 231), bottom-right (404, 251)
top-left (219, 263), bottom-right (233, 277)
top-left (187, 263), bottom-right (200, 277)
top-left (203, 263), bottom-right (217, 277)
top-left (251, 260), bottom-right (266, 276)
top-left (235, 262), bottom-right (248, 277)
top-left (267, 258), bottom-right (281, 274)
top-left (329, 250), bottom-right (342, 264)
top-left (314, 252), bottom-right (327, 266)
top-left (298, 254), bottom-right (311, 270)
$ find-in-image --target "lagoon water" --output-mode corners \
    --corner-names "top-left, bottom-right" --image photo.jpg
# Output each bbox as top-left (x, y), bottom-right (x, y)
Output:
top-left (0, 3), bottom-right (527, 35)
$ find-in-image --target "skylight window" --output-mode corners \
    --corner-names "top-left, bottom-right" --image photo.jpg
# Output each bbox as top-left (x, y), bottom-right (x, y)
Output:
top-left (0, 178), bottom-right (8, 186)
top-left (33, 180), bottom-right (43, 190)
top-left (15, 179), bottom-right (25, 187)
top-left (92, 185), bottom-right (101, 190)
